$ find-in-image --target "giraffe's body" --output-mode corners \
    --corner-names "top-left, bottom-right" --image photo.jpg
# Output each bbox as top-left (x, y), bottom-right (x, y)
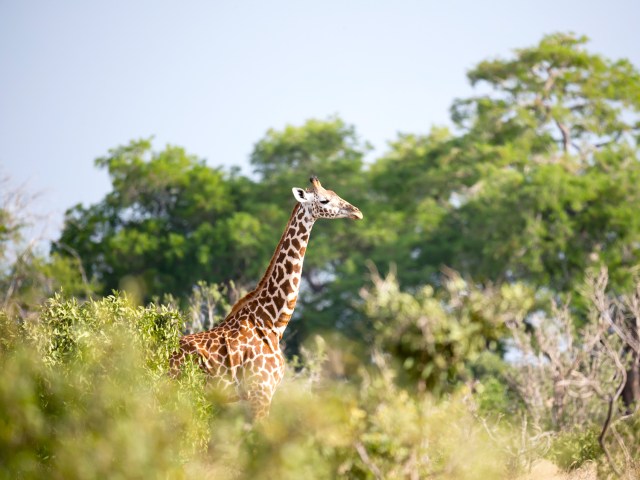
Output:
top-left (169, 176), bottom-right (362, 418)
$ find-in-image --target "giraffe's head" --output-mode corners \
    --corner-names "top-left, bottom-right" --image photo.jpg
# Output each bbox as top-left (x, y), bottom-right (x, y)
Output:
top-left (292, 176), bottom-right (363, 220)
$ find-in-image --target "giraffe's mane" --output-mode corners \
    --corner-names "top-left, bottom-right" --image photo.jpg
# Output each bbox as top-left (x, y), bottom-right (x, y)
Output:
top-left (223, 202), bottom-right (303, 321)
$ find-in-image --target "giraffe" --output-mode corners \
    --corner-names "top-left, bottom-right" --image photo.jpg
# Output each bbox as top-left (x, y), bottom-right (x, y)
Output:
top-left (169, 176), bottom-right (363, 419)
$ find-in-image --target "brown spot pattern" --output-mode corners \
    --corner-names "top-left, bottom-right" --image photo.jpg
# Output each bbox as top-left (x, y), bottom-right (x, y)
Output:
top-left (169, 177), bottom-right (362, 420)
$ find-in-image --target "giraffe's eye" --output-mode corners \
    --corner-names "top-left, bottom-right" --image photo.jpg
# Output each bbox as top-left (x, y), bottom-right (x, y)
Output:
top-left (319, 199), bottom-right (330, 205)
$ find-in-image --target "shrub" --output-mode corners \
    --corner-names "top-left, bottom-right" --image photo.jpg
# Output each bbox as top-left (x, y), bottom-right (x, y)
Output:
top-left (0, 294), bottom-right (213, 479)
top-left (0, 294), bottom-right (515, 479)
top-left (25, 292), bottom-right (183, 372)
top-left (548, 427), bottom-right (601, 471)
top-left (360, 267), bottom-right (535, 395)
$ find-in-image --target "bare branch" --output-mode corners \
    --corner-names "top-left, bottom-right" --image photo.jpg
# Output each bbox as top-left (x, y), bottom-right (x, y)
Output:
top-left (554, 119), bottom-right (571, 153)
top-left (354, 441), bottom-right (383, 480)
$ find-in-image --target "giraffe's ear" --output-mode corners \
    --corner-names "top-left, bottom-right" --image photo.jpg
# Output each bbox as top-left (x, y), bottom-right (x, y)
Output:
top-left (292, 187), bottom-right (310, 203)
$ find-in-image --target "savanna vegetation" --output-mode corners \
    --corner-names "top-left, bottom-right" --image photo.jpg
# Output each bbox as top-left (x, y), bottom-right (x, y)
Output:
top-left (2, 33), bottom-right (640, 479)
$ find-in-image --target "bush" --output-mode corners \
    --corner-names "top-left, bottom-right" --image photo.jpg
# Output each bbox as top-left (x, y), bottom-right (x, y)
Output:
top-left (360, 267), bottom-right (534, 395)
top-left (25, 292), bottom-right (184, 369)
top-left (0, 294), bottom-right (214, 479)
top-left (548, 427), bottom-right (601, 471)
top-left (9, 276), bottom-right (640, 477)
top-left (0, 293), bottom-right (516, 479)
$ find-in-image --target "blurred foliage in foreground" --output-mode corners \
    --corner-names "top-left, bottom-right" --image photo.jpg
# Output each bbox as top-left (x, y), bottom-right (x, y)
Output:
top-left (1, 273), bottom-right (639, 478)
top-left (1, 294), bottom-right (509, 479)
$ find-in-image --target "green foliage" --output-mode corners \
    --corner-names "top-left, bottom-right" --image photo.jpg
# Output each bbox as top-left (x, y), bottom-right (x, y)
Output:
top-left (27, 293), bottom-right (183, 373)
top-left (0, 295), bottom-right (213, 479)
top-left (370, 33), bottom-right (640, 300)
top-left (1, 294), bottom-right (517, 479)
top-left (0, 177), bottom-right (24, 265)
top-left (53, 139), bottom-right (251, 299)
top-left (345, 376), bottom-right (508, 479)
top-left (548, 427), bottom-right (601, 471)
top-left (0, 207), bottom-right (19, 263)
top-left (1, 252), bottom-right (96, 321)
top-left (475, 376), bottom-right (513, 417)
top-left (251, 116), bottom-right (369, 180)
top-left (462, 33), bottom-right (640, 149)
top-left (471, 352), bottom-right (522, 418)
top-left (361, 267), bottom-right (536, 394)
top-left (0, 309), bottom-right (21, 354)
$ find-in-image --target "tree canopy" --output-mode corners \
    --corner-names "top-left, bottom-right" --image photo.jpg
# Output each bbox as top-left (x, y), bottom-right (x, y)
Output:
top-left (54, 33), bottom-right (640, 343)
top-left (371, 33), bottom-right (640, 295)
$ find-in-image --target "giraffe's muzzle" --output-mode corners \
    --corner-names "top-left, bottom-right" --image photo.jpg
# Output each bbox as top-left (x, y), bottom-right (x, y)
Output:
top-left (350, 209), bottom-right (363, 220)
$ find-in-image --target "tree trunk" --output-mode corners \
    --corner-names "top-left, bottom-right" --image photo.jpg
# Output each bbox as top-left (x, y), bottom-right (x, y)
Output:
top-left (622, 353), bottom-right (640, 412)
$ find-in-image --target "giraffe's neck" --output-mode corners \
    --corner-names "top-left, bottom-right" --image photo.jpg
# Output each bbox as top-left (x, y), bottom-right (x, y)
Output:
top-left (250, 203), bottom-right (315, 336)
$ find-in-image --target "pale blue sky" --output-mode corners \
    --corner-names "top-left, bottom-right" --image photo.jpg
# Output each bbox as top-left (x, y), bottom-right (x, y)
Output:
top-left (1, 0), bottom-right (639, 240)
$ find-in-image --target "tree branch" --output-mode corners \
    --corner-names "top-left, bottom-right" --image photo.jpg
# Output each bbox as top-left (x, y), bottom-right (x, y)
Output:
top-left (554, 119), bottom-right (571, 153)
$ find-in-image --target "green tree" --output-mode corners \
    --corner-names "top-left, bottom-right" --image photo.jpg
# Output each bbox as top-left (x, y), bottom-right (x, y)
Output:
top-left (366, 32), bottom-right (640, 406)
top-left (54, 139), bottom-right (255, 300)
top-left (53, 119), bottom-right (373, 346)
top-left (370, 33), bottom-right (640, 295)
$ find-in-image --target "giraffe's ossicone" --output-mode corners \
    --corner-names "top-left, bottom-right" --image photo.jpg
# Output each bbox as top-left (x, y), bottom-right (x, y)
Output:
top-left (169, 176), bottom-right (363, 419)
